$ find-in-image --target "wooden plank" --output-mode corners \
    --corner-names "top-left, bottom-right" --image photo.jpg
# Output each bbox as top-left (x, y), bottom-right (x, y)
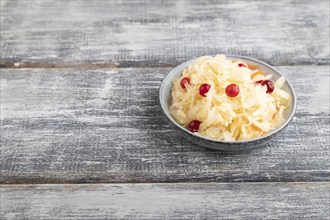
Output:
top-left (1, 182), bottom-right (329, 219)
top-left (0, 66), bottom-right (329, 184)
top-left (1, 0), bottom-right (329, 67)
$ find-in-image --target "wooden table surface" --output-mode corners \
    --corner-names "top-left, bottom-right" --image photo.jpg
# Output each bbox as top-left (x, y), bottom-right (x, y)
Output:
top-left (1, 0), bottom-right (329, 219)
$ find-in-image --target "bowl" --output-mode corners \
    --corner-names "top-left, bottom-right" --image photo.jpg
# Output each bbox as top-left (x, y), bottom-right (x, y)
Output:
top-left (159, 55), bottom-right (297, 151)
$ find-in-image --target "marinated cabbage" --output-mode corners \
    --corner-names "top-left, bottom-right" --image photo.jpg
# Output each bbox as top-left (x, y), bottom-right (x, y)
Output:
top-left (170, 54), bottom-right (291, 141)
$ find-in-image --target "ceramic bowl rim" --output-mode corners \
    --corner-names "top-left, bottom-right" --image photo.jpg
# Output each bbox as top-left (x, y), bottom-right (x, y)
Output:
top-left (159, 55), bottom-right (297, 145)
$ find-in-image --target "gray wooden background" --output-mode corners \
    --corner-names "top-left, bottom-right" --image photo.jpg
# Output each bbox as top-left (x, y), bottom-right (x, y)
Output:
top-left (1, 0), bottom-right (329, 219)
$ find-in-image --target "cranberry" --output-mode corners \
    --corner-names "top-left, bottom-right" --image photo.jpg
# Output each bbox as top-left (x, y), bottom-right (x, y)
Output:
top-left (180, 77), bottom-right (191, 89)
top-left (199, 84), bottom-right (211, 97)
top-left (188, 120), bottom-right (201, 132)
top-left (256, 80), bottom-right (274, 93)
top-left (238, 63), bottom-right (246, 67)
top-left (225, 84), bottom-right (240, 97)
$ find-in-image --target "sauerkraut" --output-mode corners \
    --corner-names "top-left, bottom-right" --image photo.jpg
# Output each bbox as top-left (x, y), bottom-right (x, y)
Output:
top-left (170, 54), bottom-right (291, 141)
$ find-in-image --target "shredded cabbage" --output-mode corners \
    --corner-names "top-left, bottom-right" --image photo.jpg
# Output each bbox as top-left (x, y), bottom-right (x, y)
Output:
top-left (170, 54), bottom-right (291, 141)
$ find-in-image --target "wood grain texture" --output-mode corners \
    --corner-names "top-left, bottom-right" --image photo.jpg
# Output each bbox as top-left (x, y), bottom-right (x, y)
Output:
top-left (1, 183), bottom-right (329, 219)
top-left (1, 0), bottom-right (329, 67)
top-left (1, 66), bottom-right (329, 184)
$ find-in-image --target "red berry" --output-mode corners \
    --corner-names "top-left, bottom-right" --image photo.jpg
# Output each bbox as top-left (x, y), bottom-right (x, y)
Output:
top-left (256, 80), bottom-right (274, 93)
top-left (188, 120), bottom-right (201, 132)
top-left (199, 84), bottom-right (211, 97)
top-left (238, 63), bottom-right (246, 67)
top-left (225, 84), bottom-right (240, 97)
top-left (180, 77), bottom-right (191, 89)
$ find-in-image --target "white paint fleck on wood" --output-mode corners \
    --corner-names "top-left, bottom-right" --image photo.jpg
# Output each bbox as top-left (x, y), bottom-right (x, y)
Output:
top-left (1, 66), bottom-right (329, 183)
top-left (1, 183), bottom-right (329, 219)
top-left (97, 77), bottom-right (113, 99)
top-left (1, 0), bottom-right (329, 67)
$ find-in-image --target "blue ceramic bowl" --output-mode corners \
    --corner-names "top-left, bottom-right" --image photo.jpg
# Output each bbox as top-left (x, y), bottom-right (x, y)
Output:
top-left (159, 55), bottom-right (297, 151)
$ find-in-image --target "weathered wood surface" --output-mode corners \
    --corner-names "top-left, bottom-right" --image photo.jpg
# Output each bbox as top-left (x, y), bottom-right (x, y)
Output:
top-left (1, 0), bottom-right (329, 67)
top-left (1, 66), bottom-right (329, 184)
top-left (1, 0), bottom-right (329, 218)
top-left (1, 183), bottom-right (329, 219)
